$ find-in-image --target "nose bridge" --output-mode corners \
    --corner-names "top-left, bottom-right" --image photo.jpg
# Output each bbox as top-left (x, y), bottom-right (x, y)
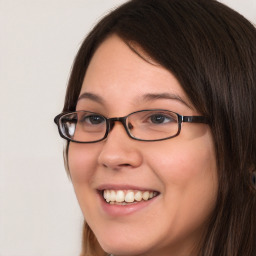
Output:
top-left (98, 116), bottom-right (142, 170)
top-left (108, 116), bottom-right (128, 135)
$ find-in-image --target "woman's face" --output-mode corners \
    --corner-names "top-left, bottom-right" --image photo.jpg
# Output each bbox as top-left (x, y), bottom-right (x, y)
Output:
top-left (69, 35), bottom-right (218, 256)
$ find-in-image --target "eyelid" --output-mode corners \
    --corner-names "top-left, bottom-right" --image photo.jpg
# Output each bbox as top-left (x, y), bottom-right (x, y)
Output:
top-left (147, 112), bottom-right (177, 121)
top-left (142, 110), bottom-right (177, 117)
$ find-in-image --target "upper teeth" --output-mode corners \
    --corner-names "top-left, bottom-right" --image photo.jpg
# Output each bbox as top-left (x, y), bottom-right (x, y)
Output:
top-left (103, 190), bottom-right (157, 203)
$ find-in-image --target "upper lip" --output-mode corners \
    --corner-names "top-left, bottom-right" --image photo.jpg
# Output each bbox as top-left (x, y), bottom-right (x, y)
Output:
top-left (96, 184), bottom-right (159, 192)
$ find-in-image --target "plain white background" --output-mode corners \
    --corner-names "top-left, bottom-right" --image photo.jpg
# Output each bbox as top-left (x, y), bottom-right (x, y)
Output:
top-left (0, 1), bottom-right (255, 255)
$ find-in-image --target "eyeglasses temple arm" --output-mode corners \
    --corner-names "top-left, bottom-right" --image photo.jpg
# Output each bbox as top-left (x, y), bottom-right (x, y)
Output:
top-left (54, 114), bottom-right (62, 124)
top-left (182, 116), bottom-right (209, 124)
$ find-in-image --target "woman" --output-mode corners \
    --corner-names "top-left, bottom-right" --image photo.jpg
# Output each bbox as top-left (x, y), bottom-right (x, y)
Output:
top-left (54, 0), bottom-right (256, 255)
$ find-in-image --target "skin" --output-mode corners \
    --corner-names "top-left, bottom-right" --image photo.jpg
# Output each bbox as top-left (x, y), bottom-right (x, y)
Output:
top-left (68, 35), bottom-right (218, 256)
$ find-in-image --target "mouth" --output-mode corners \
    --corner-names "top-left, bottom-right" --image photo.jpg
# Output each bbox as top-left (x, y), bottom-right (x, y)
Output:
top-left (100, 189), bottom-right (160, 205)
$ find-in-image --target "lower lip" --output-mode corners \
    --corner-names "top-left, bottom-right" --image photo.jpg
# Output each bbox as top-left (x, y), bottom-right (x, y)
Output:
top-left (98, 192), bottom-right (159, 217)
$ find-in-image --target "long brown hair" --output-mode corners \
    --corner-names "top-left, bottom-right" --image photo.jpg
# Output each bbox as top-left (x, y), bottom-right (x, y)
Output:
top-left (62, 0), bottom-right (256, 255)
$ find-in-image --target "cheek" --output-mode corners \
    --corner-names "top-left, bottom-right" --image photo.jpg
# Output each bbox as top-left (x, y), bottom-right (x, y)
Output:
top-left (150, 128), bottom-right (217, 185)
top-left (68, 143), bottom-right (99, 184)
top-left (149, 142), bottom-right (216, 186)
top-left (146, 139), bottom-right (218, 242)
top-left (147, 135), bottom-right (218, 219)
top-left (68, 143), bottom-right (101, 222)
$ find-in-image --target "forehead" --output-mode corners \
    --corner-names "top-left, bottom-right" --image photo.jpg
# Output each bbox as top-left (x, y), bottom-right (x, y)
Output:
top-left (78, 35), bottom-right (193, 112)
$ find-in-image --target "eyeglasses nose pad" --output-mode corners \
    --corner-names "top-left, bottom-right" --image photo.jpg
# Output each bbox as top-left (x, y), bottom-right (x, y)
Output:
top-left (108, 119), bottom-right (115, 131)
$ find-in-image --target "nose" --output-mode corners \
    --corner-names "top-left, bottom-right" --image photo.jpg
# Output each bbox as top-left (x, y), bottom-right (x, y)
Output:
top-left (97, 122), bottom-right (143, 170)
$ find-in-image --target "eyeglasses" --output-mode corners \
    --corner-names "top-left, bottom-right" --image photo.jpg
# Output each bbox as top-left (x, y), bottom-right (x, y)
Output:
top-left (54, 109), bottom-right (209, 143)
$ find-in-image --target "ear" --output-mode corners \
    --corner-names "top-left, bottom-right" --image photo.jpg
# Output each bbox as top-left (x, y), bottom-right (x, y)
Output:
top-left (252, 171), bottom-right (256, 187)
top-left (250, 164), bottom-right (256, 187)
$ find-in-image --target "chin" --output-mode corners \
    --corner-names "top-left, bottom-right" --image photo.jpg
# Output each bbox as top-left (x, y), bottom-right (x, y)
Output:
top-left (96, 233), bottom-right (153, 256)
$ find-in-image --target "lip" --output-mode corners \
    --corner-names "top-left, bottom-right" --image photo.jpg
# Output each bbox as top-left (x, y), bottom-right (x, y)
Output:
top-left (96, 184), bottom-right (160, 217)
top-left (97, 184), bottom-right (158, 192)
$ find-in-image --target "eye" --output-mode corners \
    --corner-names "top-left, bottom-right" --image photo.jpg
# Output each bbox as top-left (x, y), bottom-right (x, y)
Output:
top-left (89, 115), bottom-right (105, 124)
top-left (80, 114), bottom-right (105, 125)
top-left (149, 113), bottom-right (175, 124)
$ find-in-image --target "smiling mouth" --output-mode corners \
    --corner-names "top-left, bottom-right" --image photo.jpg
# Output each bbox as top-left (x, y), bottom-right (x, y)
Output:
top-left (101, 189), bottom-right (159, 205)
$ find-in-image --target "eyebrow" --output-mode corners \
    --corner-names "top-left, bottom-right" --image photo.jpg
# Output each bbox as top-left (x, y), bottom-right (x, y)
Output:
top-left (141, 93), bottom-right (192, 109)
top-left (77, 91), bottom-right (192, 109)
top-left (77, 92), bottom-right (105, 104)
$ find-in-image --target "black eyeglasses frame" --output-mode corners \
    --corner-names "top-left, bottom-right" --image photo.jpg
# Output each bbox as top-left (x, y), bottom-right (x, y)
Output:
top-left (54, 109), bottom-right (209, 143)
